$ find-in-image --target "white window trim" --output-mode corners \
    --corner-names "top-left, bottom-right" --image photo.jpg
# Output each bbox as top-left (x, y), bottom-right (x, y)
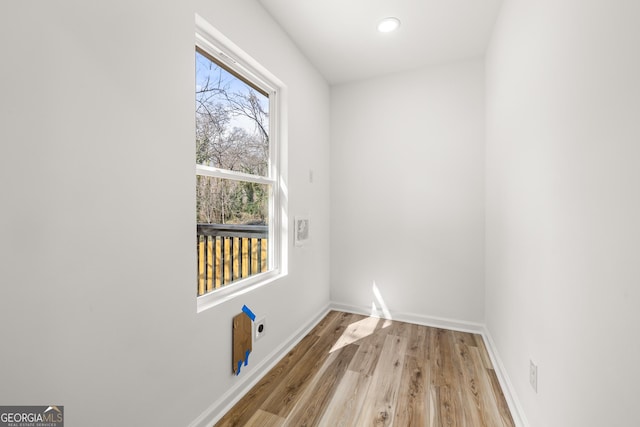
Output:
top-left (196, 164), bottom-right (274, 186)
top-left (195, 14), bottom-right (287, 313)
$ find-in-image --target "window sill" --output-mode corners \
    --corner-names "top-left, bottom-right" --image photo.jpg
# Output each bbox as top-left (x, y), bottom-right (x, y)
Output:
top-left (196, 270), bottom-right (285, 313)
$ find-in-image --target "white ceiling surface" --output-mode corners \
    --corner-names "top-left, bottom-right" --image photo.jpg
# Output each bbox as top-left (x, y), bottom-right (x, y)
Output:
top-left (258, 0), bottom-right (503, 85)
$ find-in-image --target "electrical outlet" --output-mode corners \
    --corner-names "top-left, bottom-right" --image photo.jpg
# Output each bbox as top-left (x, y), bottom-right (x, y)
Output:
top-left (255, 317), bottom-right (266, 341)
top-left (529, 360), bottom-right (538, 393)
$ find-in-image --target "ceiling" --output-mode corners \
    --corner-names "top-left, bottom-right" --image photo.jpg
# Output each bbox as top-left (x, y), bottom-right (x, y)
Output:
top-left (258, 0), bottom-right (503, 85)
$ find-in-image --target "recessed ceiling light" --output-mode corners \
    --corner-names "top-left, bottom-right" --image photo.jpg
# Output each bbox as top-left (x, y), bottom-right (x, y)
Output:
top-left (377, 17), bottom-right (401, 33)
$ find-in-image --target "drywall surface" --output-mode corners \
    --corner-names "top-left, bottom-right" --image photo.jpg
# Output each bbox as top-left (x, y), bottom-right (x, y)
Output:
top-left (485, 0), bottom-right (640, 426)
top-left (330, 59), bottom-right (485, 323)
top-left (0, 1), bottom-right (330, 425)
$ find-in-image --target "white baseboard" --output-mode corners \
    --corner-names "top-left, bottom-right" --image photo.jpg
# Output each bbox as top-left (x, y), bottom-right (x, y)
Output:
top-left (188, 303), bottom-right (331, 427)
top-left (329, 301), bottom-right (485, 334)
top-left (330, 301), bottom-right (529, 427)
top-left (480, 327), bottom-right (530, 427)
top-left (189, 301), bottom-right (528, 427)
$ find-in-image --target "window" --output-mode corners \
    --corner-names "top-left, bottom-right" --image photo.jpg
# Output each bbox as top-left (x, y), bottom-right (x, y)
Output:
top-left (195, 17), bottom-right (284, 311)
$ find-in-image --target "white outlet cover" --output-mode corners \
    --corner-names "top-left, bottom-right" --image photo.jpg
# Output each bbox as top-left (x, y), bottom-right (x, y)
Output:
top-left (255, 317), bottom-right (266, 341)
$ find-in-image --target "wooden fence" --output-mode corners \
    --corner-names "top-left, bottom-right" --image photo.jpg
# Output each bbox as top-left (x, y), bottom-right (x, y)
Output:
top-left (197, 223), bottom-right (268, 296)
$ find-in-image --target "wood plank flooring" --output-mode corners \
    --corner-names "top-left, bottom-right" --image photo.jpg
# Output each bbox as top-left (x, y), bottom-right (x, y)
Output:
top-left (215, 311), bottom-right (515, 427)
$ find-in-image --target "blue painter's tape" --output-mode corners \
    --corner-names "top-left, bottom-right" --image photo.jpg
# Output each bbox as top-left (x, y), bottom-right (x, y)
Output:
top-left (236, 360), bottom-right (242, 376)
top-left (244, 350), bottom-right (251, 366)
top-left (242, 305), bottom-right (256, 322)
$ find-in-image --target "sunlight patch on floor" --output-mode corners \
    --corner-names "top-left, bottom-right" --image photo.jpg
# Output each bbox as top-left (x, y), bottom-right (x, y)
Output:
top-left (330, 281), bottom-right (395, 353)
top-left (330, 316), bottom-right (382, 352)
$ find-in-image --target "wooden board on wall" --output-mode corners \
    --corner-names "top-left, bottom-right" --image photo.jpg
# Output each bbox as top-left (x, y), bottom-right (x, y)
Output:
top-left (233, 312), bottom-right (253, 375)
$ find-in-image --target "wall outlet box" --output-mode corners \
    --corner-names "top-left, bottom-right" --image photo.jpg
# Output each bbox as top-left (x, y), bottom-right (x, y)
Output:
top-left (529, 360), bottom-right (538, 393)
top-left (255, 317), bottom-right (266, 341)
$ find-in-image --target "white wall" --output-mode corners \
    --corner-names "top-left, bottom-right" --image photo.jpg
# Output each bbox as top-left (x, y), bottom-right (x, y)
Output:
top-left (0, 1), bottom-right (330, 426)
top-left (485, 0), bottom-right (640, 426)
top-left (330, 60), bottom-right (485, 323)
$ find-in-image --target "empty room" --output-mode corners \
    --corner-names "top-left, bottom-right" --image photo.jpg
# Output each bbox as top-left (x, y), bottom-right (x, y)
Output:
top-left (1, 0), bottom-right (639, 426)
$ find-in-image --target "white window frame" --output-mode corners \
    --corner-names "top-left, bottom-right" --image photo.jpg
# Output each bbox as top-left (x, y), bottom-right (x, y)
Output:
top-left (195, 15), bottom-right (287, 312)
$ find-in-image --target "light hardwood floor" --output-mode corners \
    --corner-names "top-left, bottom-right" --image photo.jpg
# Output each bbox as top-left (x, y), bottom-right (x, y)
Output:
top-left (215, 310), bottom-right (515, 427)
